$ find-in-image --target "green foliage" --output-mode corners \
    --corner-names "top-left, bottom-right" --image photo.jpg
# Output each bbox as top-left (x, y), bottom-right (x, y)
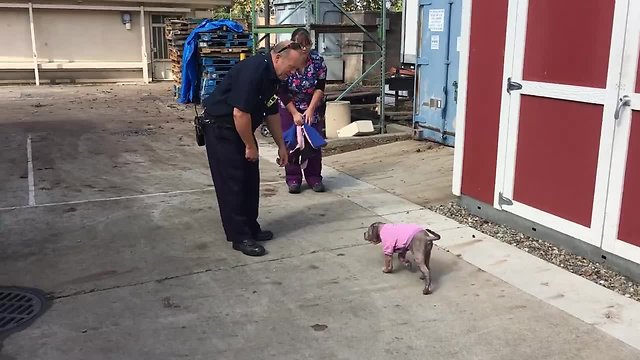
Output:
top-left (224, 0), bottom-right (403, 21)
top-left (344, 0), bottom-right (403, 12)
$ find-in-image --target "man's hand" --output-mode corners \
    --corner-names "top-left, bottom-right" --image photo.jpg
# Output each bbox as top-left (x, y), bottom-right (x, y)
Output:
top-left (245, 145), bottom-right (259, 162)
top-left (233, 108), bottom-right (259, 162)
top-left (277, 146), bottom-right (288, 167)
top-left (265, 114), bottom-right (287, 164)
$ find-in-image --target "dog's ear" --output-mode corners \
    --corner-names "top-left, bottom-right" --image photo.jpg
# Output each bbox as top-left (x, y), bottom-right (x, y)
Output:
top-left (365, 222), bottom-right (383, 243)
top-left (364, 223), bottom-right (375, 242)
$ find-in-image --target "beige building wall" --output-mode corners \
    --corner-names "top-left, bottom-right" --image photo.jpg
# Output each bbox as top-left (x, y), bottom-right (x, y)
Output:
top-left (0, 7), bottom-right (151, 83)
top-left (0, 9), bottom-right (32, 62)
top-left (0, 0), bottom-right (256, 84)
top-left (0, 5), bottom-right (196, 83)
top-left (33, 9), bottom-right (143, 63)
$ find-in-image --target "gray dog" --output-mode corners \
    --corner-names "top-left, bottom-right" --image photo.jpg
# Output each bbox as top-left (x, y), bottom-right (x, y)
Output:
top-left (364, 222), bottom-right (441, 295)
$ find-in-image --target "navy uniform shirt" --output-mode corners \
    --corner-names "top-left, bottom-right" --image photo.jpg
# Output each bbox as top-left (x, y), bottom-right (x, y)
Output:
top-left (202, 53), bottom-right (280, 132)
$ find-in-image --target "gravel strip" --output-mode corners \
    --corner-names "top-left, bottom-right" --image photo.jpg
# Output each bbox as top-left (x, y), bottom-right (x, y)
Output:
top-left (429, 201), bottom-right (640, 303)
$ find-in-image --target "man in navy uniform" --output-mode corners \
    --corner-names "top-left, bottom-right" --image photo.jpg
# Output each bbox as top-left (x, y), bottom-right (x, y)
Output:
top-left (201, 40), bottom-right (306, 256)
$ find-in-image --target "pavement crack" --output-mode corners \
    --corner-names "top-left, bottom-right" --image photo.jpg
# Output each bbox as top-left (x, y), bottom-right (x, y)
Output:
top-left (52, 243), bottom-right (368, 300)
top-left (52, 268), bottom-right (215, 300)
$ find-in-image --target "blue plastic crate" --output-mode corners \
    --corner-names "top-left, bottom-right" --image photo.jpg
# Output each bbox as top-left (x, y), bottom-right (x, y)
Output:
top-left (198, 38), bottom-right (253, 49)
top-left (202, 72), bottom-right (220, 80)
top-left (201, 78), bottom-right (220, 87)
top-left (199, 32), bottom-right (252, 42)
top-left (202, 64), bottom-right (234, 73)
top-left (200, 57), bottom-right (240, 66)
top-left (200, 78), bottom-right (224, 96)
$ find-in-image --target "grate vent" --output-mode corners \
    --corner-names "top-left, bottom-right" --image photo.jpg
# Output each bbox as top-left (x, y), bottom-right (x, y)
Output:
top-left (0, 287), bottom-right (47, 334)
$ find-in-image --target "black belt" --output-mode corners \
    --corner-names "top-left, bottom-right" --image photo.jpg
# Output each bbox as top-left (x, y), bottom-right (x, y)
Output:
top-left (200, 114), bottom-right (234, 128)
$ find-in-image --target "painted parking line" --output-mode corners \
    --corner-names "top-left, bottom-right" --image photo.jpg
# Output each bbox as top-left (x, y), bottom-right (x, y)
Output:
top-left (27, 134), bottom-right (35, 206)
top-left (0, 180), bottom-right (283, 211)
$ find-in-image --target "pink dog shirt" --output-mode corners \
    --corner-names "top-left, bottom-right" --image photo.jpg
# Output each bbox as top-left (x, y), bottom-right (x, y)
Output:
top-left (379, 224), bottom-right (425, 256)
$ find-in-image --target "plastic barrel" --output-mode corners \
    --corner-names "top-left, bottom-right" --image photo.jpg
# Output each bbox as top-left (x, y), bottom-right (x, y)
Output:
top-left (325, 101), bottom-right (351, 139)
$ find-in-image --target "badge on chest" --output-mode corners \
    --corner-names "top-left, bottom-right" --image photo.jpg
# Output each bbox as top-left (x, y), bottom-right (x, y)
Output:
top-left (266, 94), bottom-right (278, 108)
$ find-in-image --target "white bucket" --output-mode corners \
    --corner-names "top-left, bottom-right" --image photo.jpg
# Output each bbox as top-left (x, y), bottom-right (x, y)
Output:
top-left (324, 101), bottom-right (351, 139)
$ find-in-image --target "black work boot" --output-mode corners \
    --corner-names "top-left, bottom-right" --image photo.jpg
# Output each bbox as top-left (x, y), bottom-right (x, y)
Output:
top-left (253, 230), bottom-right (274, 241)
top-left (232, 239), bottom-right (266, 256)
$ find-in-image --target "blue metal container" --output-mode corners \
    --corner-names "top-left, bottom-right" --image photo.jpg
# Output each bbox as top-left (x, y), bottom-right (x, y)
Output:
top-left (412, 0), bottom-right (462, 147)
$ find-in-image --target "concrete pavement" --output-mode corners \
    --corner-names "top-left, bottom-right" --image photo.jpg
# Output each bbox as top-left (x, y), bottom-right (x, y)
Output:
top-left (1, 84), bottom-right (639, 359)
top-left (3, 152), bottom-right (639, 360)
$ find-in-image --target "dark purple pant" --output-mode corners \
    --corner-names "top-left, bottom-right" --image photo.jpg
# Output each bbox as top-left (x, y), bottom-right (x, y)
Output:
top-left (279, 106), bottom-right (323, 186)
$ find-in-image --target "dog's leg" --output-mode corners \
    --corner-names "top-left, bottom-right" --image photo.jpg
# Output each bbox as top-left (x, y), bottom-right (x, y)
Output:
top-left (382, 254), bottom-right (393, 273)
top-left (423, 241), bottom-right (434, 294)
top-left (411, 232), bottom-right (431, 295)
top-left (398, 250), bottom-right (411, 269)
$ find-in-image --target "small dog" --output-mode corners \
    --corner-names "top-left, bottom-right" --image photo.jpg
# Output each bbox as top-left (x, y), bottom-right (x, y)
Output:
top-left (364, 222), bottom-right (441, 295)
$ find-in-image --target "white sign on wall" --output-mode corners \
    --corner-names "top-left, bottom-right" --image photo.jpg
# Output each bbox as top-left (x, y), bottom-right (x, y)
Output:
top-left (431, 35), bottom-right (440, 50)
top-left (428, 9), bottom-right (445, 32)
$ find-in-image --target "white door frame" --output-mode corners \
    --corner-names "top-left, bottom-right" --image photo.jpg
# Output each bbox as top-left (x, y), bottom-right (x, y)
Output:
top-left (602, 0), bottom-right (640, 264)
top-left (494, 0), bottom-right (629, 247)
top-left (452, 0), bottom-right (473, 196)
top-left (150, 14), bottom-right (173, 81)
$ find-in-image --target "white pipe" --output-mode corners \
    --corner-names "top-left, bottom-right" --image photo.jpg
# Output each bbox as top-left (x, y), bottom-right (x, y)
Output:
top-left (0, 62), bottom-right (145, 70)
top-left (0, 3), bottom-right (191, 12)
top-left (140, 6), bottom-right (149, 84)
top-left (28, 3), bottom-right (40, 86)
top-left (2, 3), bottom-right (27, 8)
top-left (145, 7), bottom-right (190, 12)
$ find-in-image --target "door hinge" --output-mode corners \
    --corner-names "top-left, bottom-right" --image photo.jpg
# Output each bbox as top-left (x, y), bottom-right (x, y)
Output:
top-left (452, 81), bottom-right (458, 102)
top-left (506, 77), bottom-right (522, 94)
top-left (498, 192), bottom-right (513, 206)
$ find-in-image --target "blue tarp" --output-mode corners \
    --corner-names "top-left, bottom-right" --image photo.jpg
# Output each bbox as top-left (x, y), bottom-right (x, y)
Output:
top-left (283, 124), bottom-right (327, 151)
top-left (177, 19), bottom-right (245, 104)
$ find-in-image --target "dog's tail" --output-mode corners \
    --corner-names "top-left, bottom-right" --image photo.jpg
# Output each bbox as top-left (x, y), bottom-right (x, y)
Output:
top-left (424, 228), bottom-right (441, 241)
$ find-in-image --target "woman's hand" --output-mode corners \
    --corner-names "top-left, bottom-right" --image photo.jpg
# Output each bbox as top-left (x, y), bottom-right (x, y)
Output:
top-left (293, 111), bottom-right (305, 126)
top-left (303, 107), bottom-right (315, 125)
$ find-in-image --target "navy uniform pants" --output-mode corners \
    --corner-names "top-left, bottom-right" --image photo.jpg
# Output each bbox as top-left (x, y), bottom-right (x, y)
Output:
top-left (203, 122), bottom-right (261, 243)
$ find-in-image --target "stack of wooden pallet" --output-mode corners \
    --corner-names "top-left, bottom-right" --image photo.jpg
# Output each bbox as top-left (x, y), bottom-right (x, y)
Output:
top-left (165, 19), bottom-right (200, 98)
top-left (198, 28), bottom-right (253, 101)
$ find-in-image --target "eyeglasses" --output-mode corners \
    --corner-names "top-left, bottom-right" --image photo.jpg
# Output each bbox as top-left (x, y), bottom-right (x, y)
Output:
top-left (276, 41), bottom-right (312, 53)
top-left (276, 42), bottom-right (304, 54)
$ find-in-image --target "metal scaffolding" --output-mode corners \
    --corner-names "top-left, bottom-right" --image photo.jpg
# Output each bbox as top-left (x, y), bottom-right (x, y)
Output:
top-left (250, 0), bottom-right (388, 133)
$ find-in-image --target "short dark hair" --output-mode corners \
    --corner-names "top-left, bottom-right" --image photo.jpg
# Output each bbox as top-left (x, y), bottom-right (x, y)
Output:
top-left (291, 28), bottom-right (311, 45)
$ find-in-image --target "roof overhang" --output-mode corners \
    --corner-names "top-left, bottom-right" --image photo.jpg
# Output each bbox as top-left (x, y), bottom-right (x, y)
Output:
top-left (0, 0), bottom-right (233, 10)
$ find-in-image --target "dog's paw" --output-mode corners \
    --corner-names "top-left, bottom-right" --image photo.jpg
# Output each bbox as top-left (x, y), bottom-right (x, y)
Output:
top-left (422, 287), bottom-right (432, 295)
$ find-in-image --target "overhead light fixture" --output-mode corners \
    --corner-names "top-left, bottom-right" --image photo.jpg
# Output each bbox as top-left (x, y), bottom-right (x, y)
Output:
top-left (122, 12), bottom-right (132, 30)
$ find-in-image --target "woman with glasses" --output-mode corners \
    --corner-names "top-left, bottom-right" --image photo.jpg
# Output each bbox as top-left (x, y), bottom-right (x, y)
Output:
top-left (278, 28), bottom-right (328, 194)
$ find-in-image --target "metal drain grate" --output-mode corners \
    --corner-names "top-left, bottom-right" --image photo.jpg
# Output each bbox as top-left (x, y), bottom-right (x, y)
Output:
top-left (0, 287), bottom-right (47, 334)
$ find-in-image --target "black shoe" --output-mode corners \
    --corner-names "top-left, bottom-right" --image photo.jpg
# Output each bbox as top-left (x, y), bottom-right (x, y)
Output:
top-left (254, 230), bottom-right (274, 241)
top-left (232, 239), bottom-right (266, 256)
top-left (311, 183), bottom-right (325, 192)
top-left (288, 183), bottom-right (301, 194)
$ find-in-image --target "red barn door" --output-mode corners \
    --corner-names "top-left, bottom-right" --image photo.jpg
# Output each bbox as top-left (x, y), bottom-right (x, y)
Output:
top-left (602, 0), bottom-right (640, 264)
top-left (495, 0), bottom-right (626, 247)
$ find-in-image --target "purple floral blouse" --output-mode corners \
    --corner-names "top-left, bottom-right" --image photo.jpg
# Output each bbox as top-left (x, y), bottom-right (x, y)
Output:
top-left (279, 50), bottom-right (327, 124)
